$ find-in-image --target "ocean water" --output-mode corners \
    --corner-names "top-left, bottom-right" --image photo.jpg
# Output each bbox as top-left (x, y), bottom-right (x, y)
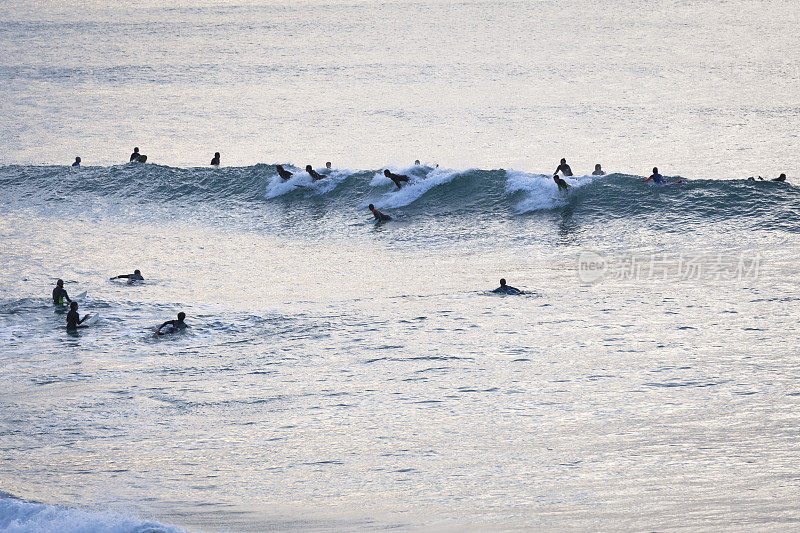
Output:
top-left (2, 1), bottom-right (800, 532)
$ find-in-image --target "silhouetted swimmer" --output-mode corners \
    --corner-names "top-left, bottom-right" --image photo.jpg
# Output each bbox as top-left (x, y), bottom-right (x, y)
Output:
top-left (326, 162), bottom-right (332, 170)
top-left (72, 157), bottom-right (81, 167)
top-left (306, 165), bottom-right (324, 181)
top-left (156, 312), bottom-right (188, 335)
top-left (492, 278), bottom-right (524, 295)
top-left (130, 147), bottom-right (140, 162)
top-left (592, 164), bottom-right (605, 176)
top-left (384, 169), bottom-right (410, 189)
top-left (554, 158), bottom-right (573, 177)
top-left (414, 160), bottom-right (421, 165)
top-left (66, 301), bottom-right (89, 332)
top-left (52, 279), bottom-right (71, 305)
top-left (553, 174), bottom-right (570, 193)
top-left (210, 152), bottom-right (220, 166)
top-left (110, 269), bottom-right (144, 284)
top-left (368, 203), bottom-right (391, 221)
top-left (774, 173), bottom-right (787, 182)
top-left (276, 165), bottom-right (293, 180)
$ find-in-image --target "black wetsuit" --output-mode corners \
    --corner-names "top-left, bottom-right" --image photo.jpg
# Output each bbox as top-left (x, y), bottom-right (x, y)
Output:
top-left (114, 273), bottom-right (144, 281)
top-left (307, 168), bottom-right (324, 181)
top-left (277, 167), bottom-right (293, 180)
top-left (492, 285), bottom-right (522, 295)
top-left (130, 152), bottom-right (140, 162)
top-left (159, 319), bottom-right (187, 334)
top-left (386, 172), bottom-right (410, 189)
top-left (66, 309), bottom-right (85, 331)
top-left (210, 156), bottom-right (220, 166)
top-left (592, 169), bottom-right (605, 176)
top-left (773, 175), bottom-right (787, 182)
top-left (53, 287), bottom-right (70, 305)
top-left (554, 163), bottom-right (573, 177)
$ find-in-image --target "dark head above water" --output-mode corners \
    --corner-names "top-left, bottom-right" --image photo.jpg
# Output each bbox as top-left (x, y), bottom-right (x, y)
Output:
top-left (499, 278), bottom-right (507, 286)
top-left (561, 158), bottom-right (566, 164)
top-left (368, 204), bottom-right (375, 210)
top-left (414, 160), bottom-right (420, 165)
top-left (384, 169), bottom-right (391, 176)
top-left (133, 147), bottom-right (139, 153)
top-left (178, 312), bottom-right (186, 321)
top-left (56, 279), bottom-right (64, 287)
top-left (306, 165), bottom-right (313, 171)
top-left (326, 162), bottom-right (332, 169)
top-left (70, 301), bottom-right (78, 310)
top-left (653, 167), bottom-right (658, 174)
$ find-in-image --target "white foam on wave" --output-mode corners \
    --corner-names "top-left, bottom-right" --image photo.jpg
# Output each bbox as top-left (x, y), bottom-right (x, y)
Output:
top-left (505, 171), bottom-right (602, 213)
top-left (264, 167), bottom-right (351, 198)
top-left (368, 166), bottom-right (466, 209)
top-left (0, 493), bottom-right (185, 533)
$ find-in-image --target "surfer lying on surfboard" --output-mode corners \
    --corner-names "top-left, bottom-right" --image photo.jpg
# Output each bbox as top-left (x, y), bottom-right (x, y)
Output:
top-left (384, 169), bottom-right (410, 189)
top-left (368, 204), bottom-right (391, 221)
top-left (276, 165), bottom-right (293, 180)
top-left (156, 312), bottom-right (189, 335)
top-left (643, 167), bottom-right (682, 185)
top-left (553, 174), bottom-right (570, 193)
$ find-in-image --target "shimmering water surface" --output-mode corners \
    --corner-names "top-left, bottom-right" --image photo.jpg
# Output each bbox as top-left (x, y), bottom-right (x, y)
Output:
top-left (2, 1), bottom-right (800, 531)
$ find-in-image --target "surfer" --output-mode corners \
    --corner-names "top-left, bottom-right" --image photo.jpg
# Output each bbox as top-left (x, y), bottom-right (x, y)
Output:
top-left (774, 173), bottom-right (787, 182)
top-left (553, 174), bottom-right (570, 193)
top-left (52, 279), bottom-right (71, 305)
top-left (644, 167), bottom-right (665, 184)
top-left (210, 152), bottom-right (220, 166)
top-left (67, 301), bottom-right (90, 332)
top-left (592, 163), bottom-right (605, 176)
top-left (306, 165), bottom-right (324, 181)
top-left (492, 278), bottom-right (524, 295)
top-left (72, 157), bottom-right (81, 167)
top-left (156, 312), bottom-right (188, 334)
top-left (110, 269), bottom-right (144, 283)
top-left (554, 158), bottom-right (573, 177)
top-left (130, 147), bottom-right (141, 162)
top-left (276, 165), bottom-right (293, 180)
top-left (326, 162), bottom-right (332, 170)
top-left (384, 169), bottom-right (410, 189)
top-left (414, 160), bottom-right (421, 165)
top-left (368, 204), bottom-right (391, 221)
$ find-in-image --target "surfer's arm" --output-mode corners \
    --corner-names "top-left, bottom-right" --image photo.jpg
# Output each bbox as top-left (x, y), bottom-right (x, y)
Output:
top-left (155, 320), bottom-right (173, 332)
top-left (111, 274), bottom-right (131, 279)
top-left (79, 314), bottom-right (89, 324)
top-left (643, 177), bottom-right (653, 182)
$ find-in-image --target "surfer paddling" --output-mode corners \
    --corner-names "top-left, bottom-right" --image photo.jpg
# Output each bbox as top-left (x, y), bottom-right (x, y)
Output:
top-left (643, 167), bottom-right (682, 185)
top-left (110, 269), bottom-right (144, 284)
top-left (276, 165), bottom-right (293, 180)
top-left (306, 165), bottom-right (324, 181)
top-left (554, 158), bottom-right (573, 177)
top-left (368, 204), bottom-right (391, 221)
top-left (492, 278), bottom-right (525, 295)
top-left (156, 312), bottom-right (188, 335)
top-left (553, 174), bottom-right (570, 193)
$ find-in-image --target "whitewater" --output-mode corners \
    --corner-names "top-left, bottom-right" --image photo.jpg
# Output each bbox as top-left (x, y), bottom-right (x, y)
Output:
top-left (3, 0), bottom-right (800, 531)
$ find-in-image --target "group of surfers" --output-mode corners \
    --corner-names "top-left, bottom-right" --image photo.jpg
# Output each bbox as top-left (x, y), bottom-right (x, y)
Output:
top-left (53, 274), bottom-right (186, 334)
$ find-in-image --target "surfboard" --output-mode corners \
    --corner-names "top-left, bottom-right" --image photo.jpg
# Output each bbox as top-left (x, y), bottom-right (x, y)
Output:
top-left (82, 314), bottom-right (99, 326)
top-left (73, 291), bottom-right (87, 301)
top-left (137, 155), bottom-right (147, 163)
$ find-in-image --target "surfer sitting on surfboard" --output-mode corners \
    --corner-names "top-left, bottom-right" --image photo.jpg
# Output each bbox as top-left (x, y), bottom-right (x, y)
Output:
top-left (384, 169), bottom-right (410, 189)
top-left (306, 165), bottom-right (324, 181)
top-left (368, 204), bottom-right (391, 221)
top-left (554, 158), bottom-right (573, 177)
top-left (53, 279), bottom-right (71, 305)
top-left (156, 312), bottom-right (188, 335)
top-left (110, 269), bottom-right (144, 284)
top-left (66, 301), bottom-right (90, 332)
